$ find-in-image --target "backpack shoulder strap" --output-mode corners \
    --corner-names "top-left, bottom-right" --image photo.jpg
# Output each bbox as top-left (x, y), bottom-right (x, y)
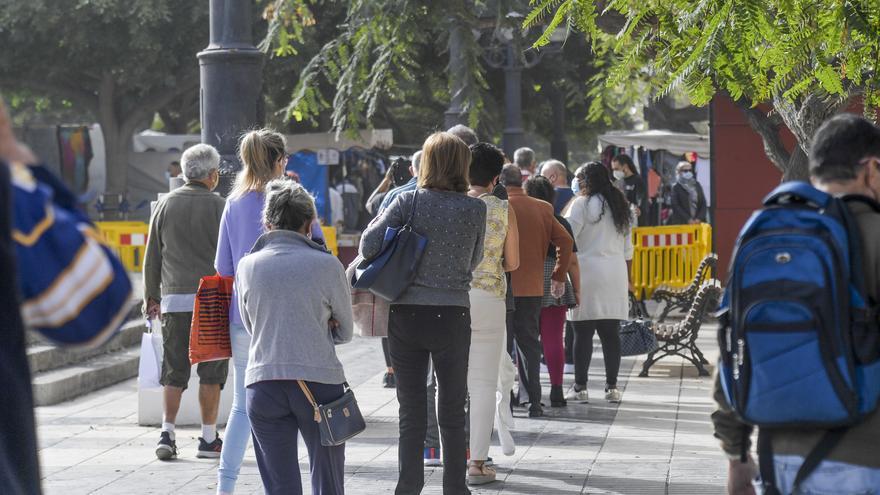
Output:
top-left (792, 428), bottom-right (847, 491)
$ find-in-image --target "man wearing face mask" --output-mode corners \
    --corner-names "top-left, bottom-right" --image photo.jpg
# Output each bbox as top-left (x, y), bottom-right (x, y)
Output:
top-left (143, 143), bottom-right (229, 461)
top-left (715, 113), bottom-right (880, 495)
top-left (668, 160), bottom-right (707, 225)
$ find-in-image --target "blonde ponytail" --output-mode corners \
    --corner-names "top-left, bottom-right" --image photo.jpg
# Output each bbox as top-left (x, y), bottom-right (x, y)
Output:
top-left (229, 128), bottom-right (287, 199)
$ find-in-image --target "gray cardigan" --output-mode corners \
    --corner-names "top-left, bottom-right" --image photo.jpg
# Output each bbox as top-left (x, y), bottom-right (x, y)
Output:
top-left (236, 230), bottom-right (353, 387)
top-left (359, 189), bottom-right (486, 308)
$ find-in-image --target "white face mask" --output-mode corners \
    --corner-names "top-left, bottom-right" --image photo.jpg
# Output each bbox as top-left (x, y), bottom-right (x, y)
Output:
top-left (613, 170), bottom-right (626, 181)
top-left (679, 171), bottom-right (694, 181)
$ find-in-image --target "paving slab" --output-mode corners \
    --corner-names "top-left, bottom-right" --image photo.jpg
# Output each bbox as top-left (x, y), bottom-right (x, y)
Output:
top-left (37, 327), bottom-right (728, 494)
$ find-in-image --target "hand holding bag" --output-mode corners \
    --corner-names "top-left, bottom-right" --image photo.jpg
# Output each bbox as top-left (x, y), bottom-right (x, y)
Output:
top-left (298, 381), bottom-right (366, 446)
top-left (353, 191), bottom-right (428, 301)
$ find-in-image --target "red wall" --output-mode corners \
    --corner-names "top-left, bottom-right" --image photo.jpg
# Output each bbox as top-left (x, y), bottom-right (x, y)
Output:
top-left (711, 97), bottom-right (784, 279)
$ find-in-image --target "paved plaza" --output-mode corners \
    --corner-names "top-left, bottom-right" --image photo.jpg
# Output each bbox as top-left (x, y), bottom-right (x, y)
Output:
top-left (36, 328), bottom-right (727, 494)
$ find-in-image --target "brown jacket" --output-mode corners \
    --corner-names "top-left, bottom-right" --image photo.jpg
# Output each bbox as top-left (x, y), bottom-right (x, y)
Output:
top-left (712, 198), bottom-right (880, 467)
top-left (506, 186), bottom-right (573, 297)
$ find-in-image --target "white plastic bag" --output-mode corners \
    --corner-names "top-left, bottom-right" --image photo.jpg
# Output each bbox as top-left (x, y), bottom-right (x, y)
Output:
top-left (138, 318), bottom-right (163, 390)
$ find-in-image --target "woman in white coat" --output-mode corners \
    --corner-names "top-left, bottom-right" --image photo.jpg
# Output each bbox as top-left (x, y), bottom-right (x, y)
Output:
top-left (563, 162), bottom-right (633, 404)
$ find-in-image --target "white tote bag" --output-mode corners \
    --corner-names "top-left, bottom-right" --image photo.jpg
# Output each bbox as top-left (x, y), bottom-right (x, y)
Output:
top-left (138, 318), bottom-right (163, 390)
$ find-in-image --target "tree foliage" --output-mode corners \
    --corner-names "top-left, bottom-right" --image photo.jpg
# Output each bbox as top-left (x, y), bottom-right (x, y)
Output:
top-left (528, 0), bottom-right (880, 179)
top-left (0, 0), bottom-right (209, 192)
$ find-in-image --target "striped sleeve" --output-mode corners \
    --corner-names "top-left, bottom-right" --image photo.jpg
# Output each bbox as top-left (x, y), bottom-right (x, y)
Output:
top-left (11, 163), bottom-right (132, 348)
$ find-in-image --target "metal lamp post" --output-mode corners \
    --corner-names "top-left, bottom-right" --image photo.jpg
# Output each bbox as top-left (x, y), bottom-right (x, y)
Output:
top-left (481, 14), bottom-right (565, 158)
top-left (198, 0), bottom-right (263, 195)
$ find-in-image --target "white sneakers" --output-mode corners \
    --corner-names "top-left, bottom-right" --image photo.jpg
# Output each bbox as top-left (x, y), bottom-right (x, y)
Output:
top-left (564, 385), bottom-right (589, 403)
top-left (605, 388), bottom-right (622, 403)
top-left (564, 385), bottom-right (623, 404)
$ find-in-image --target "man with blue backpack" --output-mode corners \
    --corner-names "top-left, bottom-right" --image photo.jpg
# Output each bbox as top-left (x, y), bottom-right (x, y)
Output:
top-left (713, 113), bottom-right (880, 495)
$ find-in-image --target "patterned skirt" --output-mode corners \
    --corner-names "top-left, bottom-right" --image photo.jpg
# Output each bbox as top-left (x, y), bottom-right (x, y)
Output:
top-left (541, 257), bottom-right (577, 308)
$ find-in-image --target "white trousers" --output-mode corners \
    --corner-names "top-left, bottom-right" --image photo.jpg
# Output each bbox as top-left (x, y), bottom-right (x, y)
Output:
top-left (467, 288), bottom-right (509, 461)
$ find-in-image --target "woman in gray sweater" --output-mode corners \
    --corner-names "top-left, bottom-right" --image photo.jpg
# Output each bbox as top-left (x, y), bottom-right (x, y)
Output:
top-left (236, 178), bottom-right (353, 495)
top-left (360, 132), bottom-right (486, 495)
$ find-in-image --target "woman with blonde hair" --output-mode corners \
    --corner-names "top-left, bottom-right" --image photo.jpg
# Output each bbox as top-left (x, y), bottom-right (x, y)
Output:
top-left (214, 129), bottom-right (323, 494)
top-left (360, 132), bottom-right (486, 495)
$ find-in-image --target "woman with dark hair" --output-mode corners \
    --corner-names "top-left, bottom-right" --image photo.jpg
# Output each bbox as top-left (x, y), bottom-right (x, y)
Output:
top-left (523, 176), bottom-right (580, 408)
top-left (563, 162), bottom-right (633, 404)
top-left (611, 154), bottom-right (647, 225)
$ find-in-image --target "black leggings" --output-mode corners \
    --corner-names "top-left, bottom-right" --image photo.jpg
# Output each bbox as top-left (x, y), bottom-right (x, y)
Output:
top-left (571, 319), bottom-right (621, 388)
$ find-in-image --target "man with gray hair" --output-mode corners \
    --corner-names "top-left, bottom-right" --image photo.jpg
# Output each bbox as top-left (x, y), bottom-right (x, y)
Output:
top-left (514, 147), bottom-right (537, 181)
top-left (447, 124), bottom-right (479, 146)
top-left (144, 143), bottom-right (229, 461)
top-left (540, 159), bottom-right (575, 215)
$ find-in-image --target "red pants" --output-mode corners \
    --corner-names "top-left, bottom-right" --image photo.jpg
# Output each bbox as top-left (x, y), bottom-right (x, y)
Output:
top-left (539, 305), bottom-right (567, 386)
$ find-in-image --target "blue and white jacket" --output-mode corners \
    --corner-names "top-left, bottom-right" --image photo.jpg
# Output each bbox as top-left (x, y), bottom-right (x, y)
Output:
top-left (10, 161), bottom-right (131, 347)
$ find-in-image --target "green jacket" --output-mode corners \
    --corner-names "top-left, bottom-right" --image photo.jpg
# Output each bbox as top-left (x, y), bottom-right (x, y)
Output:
top-left (143, 182), bottom-right (225, 302)
top-left (712, 199), bottom-right (880, 467)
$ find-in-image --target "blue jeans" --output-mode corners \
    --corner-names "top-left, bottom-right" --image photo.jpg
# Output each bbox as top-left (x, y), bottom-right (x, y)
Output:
top-left (764, 455), bottom-right (880, 495)
top-left (218, 323), bottom-right (251, 493)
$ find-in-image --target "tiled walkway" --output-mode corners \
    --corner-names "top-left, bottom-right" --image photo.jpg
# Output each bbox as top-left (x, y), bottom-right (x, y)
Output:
top-left (37, 328), bottom-right (727, 494)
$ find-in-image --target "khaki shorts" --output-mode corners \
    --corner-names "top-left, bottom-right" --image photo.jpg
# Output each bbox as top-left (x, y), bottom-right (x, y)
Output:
top-left (160, 312), bottom-right (228, 389)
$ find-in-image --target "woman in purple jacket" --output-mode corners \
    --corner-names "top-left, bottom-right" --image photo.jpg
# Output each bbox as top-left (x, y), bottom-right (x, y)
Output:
top-left (214, 129), bottom-right (323, 494)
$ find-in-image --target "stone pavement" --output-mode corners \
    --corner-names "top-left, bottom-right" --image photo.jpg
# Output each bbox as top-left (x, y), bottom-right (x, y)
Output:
top-left (36, 328), bottom-right (727, 494)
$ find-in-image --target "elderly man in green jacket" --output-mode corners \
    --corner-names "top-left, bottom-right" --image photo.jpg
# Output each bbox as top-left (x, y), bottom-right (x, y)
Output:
top-left (143, 143), bottom-right (228, 461)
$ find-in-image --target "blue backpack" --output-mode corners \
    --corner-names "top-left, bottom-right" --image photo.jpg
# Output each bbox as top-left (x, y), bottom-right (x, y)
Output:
top-left (718, 182), bottom-right (880, 492)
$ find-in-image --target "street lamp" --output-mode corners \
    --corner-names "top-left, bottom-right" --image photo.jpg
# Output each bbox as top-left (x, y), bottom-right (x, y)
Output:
top-left (480, 12), bottom-right (564, 158)
top-left (198, 0), bottom-right (263, 196)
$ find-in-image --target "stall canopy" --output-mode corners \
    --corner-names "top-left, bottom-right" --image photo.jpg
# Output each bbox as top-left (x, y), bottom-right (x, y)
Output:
top-left (598, 130), bottom-right (709, 158)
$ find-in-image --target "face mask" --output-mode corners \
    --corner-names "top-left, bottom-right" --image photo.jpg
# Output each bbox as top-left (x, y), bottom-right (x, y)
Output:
top-left (613, 170), bottom-right (626, 181)
top-left (571, 177), bottom-right (580, 194)
top-left (679, 171), bottom-right (694, 180)
top-left (164, 171), bottom-right (172, 181)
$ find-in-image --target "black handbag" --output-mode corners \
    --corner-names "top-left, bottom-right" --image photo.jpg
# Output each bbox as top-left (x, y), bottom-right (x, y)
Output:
top-left (619, 319), bottom-right (659, 356)
top-left (353, 190), bottom-right (428, 301)
top-left (620, 292), bottom-right (658, 356)
top-left (298, 381), bottom-right (366, 447)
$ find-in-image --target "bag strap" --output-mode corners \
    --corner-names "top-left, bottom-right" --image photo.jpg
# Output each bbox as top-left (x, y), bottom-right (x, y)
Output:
top-left (757, 429), bottom-right (782, 495)
top-left (403, 190), bottom-right (419, 228)
top-left (792, 428), bottom-right (847, 491)
top-left (297, 380), bottom-right (322, 423)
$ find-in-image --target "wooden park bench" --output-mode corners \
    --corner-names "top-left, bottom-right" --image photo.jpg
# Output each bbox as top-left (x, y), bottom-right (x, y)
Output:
top-left (651, 253), bottom-right (718, 322)
top-left (639, 279), bottom-right (722, 378)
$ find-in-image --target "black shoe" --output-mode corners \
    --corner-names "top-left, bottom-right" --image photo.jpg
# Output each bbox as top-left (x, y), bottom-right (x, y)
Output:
top-left (550, 385), bottom-right (567, 407)
top-left (196, 436), bottom-right (223, 459)
top-left (382, 372), bottom-right (396, 388)
top-left (528, 404), bottom-right (544, 418)
top-left (155, 431), bottom-right (178, 461)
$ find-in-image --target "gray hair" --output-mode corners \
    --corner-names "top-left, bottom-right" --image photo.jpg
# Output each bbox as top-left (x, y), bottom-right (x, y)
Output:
top-left (500, 164), bottom-right (523, 187)
top-left (412, 150), bottom-right (423, 174)
top-left (262, 178), bottom-right (316, 232)
top-left (446, 125), bottom-right (478, 146)
top-left (514, 147), bottom-right (535, 170)
top-left (181, 144), bottom-right (220, 180)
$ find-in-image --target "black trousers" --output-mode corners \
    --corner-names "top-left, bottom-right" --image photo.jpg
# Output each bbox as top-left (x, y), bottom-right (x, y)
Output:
top-left (571, 319), bottom-right (622, 387)
top-left (382, 337), bottom-right (392, 368)
top-left (246, 380), bottom-right (346, 495)
top-left (506, 297), bottom-right (543, 407)
top-left (388, 304), bottom-right (471, 495)
top-left (564, 321), bottom-right (574, 365)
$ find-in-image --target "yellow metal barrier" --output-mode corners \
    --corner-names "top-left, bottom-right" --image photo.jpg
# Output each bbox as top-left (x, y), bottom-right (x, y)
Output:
top-left (95, 221), bottom-right (149, 272)
top-left (631, 223), bottom-right (712, 299)
top-left (321, 226), bottom-right (339, 257)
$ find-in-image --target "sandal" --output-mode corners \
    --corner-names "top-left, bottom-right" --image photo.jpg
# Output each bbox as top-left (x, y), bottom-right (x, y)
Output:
top-left (467, 460), bottom-right (497, 485)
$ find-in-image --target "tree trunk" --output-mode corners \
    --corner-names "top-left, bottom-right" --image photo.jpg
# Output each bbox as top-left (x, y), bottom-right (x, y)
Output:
top-left (96, 75), bottom-right (128, 195)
